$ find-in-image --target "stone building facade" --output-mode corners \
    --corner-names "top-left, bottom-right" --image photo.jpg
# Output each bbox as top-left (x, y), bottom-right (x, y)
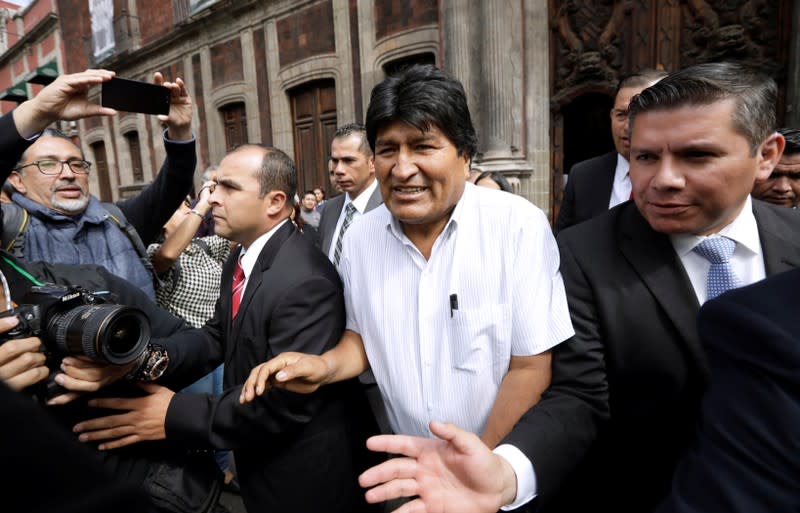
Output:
top-left (0, 0), bottom-right (798, 220)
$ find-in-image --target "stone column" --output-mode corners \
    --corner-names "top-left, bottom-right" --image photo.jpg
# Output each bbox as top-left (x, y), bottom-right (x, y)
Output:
top-left (523, 0), bottom-right (552, 211)
top-left (472, 0), bottom-right (534, 201)
top-left (441, 0), bottom-right (480, 139)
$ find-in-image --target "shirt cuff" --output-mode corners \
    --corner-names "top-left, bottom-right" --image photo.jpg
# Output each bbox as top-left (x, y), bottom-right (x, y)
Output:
top-left (162, 128), bottom-right (196, 144)
top-left (494, 444), bottom-right (537, 510)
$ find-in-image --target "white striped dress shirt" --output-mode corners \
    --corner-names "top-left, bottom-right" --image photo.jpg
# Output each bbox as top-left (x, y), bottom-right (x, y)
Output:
top-left (340, 183), bottom-right (574, 438)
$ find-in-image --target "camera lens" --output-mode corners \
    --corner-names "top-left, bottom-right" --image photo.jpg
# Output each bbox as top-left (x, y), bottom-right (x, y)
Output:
top-left (48, 305), bottom-right (150, 365)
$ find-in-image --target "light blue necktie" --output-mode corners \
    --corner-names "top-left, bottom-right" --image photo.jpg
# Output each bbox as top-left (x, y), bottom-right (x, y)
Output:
top-left (692, 237), bottom-right (742, 300)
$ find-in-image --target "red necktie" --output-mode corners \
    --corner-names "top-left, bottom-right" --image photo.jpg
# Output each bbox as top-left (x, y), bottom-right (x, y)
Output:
top-left (231, 257), bottom-right (245, 319)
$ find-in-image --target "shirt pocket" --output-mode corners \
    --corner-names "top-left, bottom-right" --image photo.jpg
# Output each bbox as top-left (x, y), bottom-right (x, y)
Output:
top-left (449, 303), bottom-right (512, 375)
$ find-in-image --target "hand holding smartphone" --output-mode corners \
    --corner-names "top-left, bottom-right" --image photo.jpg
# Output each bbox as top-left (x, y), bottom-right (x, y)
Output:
top-left (101, 77), bottom-right (170, 115)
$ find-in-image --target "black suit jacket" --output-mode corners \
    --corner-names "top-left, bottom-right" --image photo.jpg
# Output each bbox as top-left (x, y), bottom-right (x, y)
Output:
top-left (161, 221), bottom-right (372, 512)
top-left (656, 268), bottom-right (800, 513)
top-left (511, 200), bottom-right (800, 512)
top-left (555, 151), bottom-right (618, 233)
top-left (317, 184), bottom-right (383, 255)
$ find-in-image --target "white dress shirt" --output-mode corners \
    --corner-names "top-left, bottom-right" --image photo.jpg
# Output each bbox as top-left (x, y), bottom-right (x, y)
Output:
top-left (608, 153), bottom-right (632, 209)
top-left (340, 183), bottom-right (574, 508)
top-left (326, 178), bottom-right (379, 262)
top-left (237, 219), bottom-right (289, 291)
top-left (670, 195), bottom-right (766, 304)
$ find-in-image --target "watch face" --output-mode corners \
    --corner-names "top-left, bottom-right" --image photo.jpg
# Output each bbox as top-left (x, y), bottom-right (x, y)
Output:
top-left (146, 355), bottom-right (169, 380)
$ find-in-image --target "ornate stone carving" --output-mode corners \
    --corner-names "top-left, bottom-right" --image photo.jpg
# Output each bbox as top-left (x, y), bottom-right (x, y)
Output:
top-left (550, 0), bottom-right (633, 103)
top-left (681, 0), bottom-right (781, 75)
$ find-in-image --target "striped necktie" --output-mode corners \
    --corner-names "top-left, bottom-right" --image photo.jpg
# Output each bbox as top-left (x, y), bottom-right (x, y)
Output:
top-left (231, 256), bottom-right (245, 319)
top-left (334, 202), bottom-right (357, 266)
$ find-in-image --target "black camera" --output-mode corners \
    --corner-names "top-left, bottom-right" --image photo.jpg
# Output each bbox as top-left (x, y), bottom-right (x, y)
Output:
top-left (0, 285), bottom-right (151, 401)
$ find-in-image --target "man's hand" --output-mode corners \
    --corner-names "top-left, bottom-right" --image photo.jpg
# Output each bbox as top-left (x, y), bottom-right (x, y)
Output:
top-left (47, 356), bottom-right (137, 406)
top-left (0, 315), bottom-right (48, 391)
top-left (239, 351), bottom-right (330, 403)
top-left (72, 383), bottom-right (174, 450)
top-left (359, 421), bottom-right (518, 513)
top-left (13, 69), bottom-right (117, 138)
top-left (153, 72), bottom-right (193, 141)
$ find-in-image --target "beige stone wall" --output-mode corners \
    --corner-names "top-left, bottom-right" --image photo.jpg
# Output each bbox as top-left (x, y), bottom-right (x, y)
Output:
top-left (74, 0), bottom-right (552, 213)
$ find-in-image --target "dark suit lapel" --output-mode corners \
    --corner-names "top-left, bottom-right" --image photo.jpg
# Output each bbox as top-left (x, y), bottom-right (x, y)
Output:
top-left (320, 195), bottom-right (345, 254)
top-left (228, 221), bottom-right (296, 356)
top-left (753, 200), bottom-right (800, 275)
top-left (591, 152), bottom-right (618, 215)
top-left (618, 206), bottom-right (707, 375)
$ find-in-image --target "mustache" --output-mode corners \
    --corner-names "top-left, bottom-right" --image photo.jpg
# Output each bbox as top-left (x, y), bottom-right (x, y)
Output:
top-left (50, 179), bottom-right (87, 195)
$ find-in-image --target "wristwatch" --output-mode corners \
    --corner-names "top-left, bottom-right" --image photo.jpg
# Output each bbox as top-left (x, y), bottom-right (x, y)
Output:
top-left (128, 343), bottom-right (170, 382)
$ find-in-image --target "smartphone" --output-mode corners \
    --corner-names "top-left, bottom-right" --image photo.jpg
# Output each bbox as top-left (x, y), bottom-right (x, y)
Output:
top-left (101, 77), bottom-right (170, 115)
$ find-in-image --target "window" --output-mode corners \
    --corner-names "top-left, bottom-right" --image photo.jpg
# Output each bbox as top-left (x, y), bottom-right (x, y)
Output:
top-left (220, 102), bottom-right (247, 152)
top-left (125, 131), bottom-right (144, 182)
top-left (91, 141), bottom-right (113, 202)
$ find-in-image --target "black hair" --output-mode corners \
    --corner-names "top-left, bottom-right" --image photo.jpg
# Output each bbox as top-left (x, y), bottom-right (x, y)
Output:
top-left (778, 127), bottom-right (800, 156)
top-left (230, 144), bottom-right (296, 202)
top-left (333, 123), bottom-right (372, 157)
top-left (629, 62), bottom-right (777, 155)
top-left (365, 64), bottom-right (478, 160)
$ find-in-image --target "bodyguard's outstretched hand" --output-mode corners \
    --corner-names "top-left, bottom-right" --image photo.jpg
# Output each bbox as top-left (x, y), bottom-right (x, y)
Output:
top-left (12, 69), bottom-right (117, 138)
top-left (239, 351), bottom-right (330, 403)
top-left (153, 72), bottom-right (193, 141)
top-left (359, 421), bottom-right (519, 513)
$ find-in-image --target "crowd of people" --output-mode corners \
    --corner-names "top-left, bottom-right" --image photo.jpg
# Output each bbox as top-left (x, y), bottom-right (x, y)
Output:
top-left (0, 59), bottom-right (797, 513)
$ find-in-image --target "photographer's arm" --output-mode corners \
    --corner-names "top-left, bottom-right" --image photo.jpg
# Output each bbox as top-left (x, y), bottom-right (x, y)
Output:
top-left (0, 69), bottom-right (116, 178)
top-left (117, 72), bottom-right (196, 245)
top-left (12, 69), bottom-right (117, 138)
top-left (151, 182), bottom-right (213, 274)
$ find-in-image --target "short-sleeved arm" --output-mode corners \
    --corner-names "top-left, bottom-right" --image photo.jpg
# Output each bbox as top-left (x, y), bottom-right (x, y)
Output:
top-left (510, 206), bottom-right (574, 355)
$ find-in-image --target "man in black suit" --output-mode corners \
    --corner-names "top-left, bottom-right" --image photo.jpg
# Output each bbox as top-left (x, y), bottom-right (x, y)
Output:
top-left (656, 268), bottom-right (800, 513)
top-left (354, 62), bottom-right (799, 513)
top-left (540, 62), bottom-right (798, 512)
top-left (318, 123), bottom-right (383, 263)
top-left (555, 69), bottom-right (667, 233)
top-left (74, 144), bottom-right (373, 512)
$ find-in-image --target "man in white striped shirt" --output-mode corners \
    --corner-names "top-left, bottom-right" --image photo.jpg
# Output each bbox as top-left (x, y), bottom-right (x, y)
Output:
top-left (241, 65), bottom-right (586, 511)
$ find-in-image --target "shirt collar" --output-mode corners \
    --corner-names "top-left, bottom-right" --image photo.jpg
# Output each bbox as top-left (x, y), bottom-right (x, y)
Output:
top-left (614, 153), bottom-right (630, 183)
top-left (670, 195), bottom-right (761, 257)
top-left (238, 218), bottom-right (289, 277)
top-left (345, 177), bottom-right (379, 214)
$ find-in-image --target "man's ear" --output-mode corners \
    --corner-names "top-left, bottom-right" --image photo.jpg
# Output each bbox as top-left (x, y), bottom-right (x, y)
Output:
top-left (755, 132), bottom-right (786, 182)
top-left (266, 190), bottom-right (288, 216)
top-left (7, 171), bottom-right (26, 194)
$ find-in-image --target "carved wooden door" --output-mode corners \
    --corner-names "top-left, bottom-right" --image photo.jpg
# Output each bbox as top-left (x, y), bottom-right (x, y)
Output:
top-left (549, 0), bottom-right (794, 223)
top-left (290, 80), bottom-right (338, 197)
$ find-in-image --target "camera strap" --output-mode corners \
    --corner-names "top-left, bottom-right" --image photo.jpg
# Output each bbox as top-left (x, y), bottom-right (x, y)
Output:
top-left (1, 255), bottom-right (43, 287)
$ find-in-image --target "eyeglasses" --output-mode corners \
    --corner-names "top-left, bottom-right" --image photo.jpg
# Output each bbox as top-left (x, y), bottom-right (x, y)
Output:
top-left (15, 159), bottom-right (92, 175)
